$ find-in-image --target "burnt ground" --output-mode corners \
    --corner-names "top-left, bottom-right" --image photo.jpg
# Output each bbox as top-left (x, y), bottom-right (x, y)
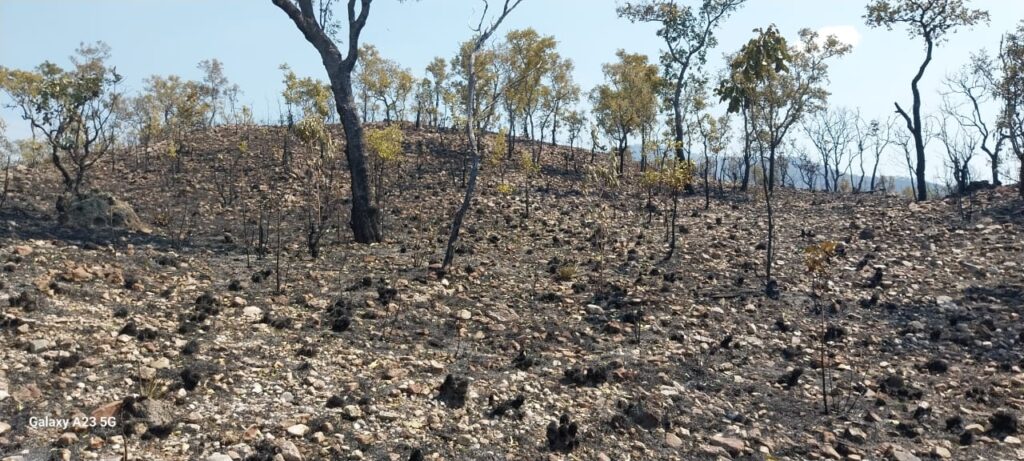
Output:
top-left (1, 125), bottom-right (1023, 461)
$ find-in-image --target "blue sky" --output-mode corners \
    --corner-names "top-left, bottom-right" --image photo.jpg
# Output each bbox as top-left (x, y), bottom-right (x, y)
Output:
top-left (1, 0), bottom-right (1021, 181)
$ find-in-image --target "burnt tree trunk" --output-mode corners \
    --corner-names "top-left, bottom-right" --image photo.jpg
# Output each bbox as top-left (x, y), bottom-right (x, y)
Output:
top-left (273, 0), bottom-right (381, 243)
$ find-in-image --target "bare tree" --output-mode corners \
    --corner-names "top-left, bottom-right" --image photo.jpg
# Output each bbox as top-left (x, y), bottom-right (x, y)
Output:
top-left (803, 107), bottom-right (855, 193)
top-left (863, 115), bottom-right (897, 191)
top-left (864, 0), bottom-right (990, 201)
top-left (442, 0), bottom-right (526, 272)
top-left (794, 144), bottom-right (820, 190)
top-left (944, 56), bottom-right (1007, 185)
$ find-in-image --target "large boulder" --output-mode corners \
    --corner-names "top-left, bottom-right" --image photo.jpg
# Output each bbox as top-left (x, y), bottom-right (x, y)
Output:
top-left (58, 192), bottom-right (150, 233)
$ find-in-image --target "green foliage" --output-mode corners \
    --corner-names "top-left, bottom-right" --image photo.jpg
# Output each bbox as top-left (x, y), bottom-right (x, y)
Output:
top-left (366, 124), bottom-right (404, 163)
top-left (489, 126), bottom-right (509, 168)
top-left (717, 26), bottom-right (850, 165)
top-left (617, 0), bottom-right (746, 76)
top-left (356, 44), bottom-right (414, 122)
top-left (0, 42), bottom-right (123, 194)
top-left (591, 50), bottom-right (662, 159)
top-left (554, 263), bottom-right (578, 282)
top-left (659, 159), bottom-right (697, 192)
top-left (804, 241), bottom-right (838, 274)
top-left (864, 0), bottom-right (989, 44)
top-left (496, 182), bottom-right (515, 195)
top-left (519, 151), bottom-right (540, 176)
top-left (281, 64), bottom-right (332, 121)
top-left (999, 21), bottom-right (1024, 168)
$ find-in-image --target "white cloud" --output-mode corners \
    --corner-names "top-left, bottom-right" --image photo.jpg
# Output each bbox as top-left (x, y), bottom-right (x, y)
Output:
top-left (816, 25), bottom-right (862, 48)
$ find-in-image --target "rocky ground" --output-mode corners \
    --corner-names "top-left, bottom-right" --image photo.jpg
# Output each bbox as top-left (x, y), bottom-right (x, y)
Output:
top-left (1, 126), bottom-right (1023, 461)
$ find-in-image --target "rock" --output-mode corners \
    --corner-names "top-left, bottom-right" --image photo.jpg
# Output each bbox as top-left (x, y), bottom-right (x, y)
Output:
top-left (12, 245), bottom-right (32, 256)
top-left (278, 440), bottom-right (303, 461)
top-left (27, 339), bottom-right (51, 353)
top-left (206, 455), bottom-right (233, 461)
top-left (710, 435), bottom-right (744, 456)
top-left (0, 422), bottom-right (10, 435)
top-left (242, 306), bottom-right (263, 317)
top-left (859, 227), bottom-right (876, 240)
top-left (150, 357), bottom-right (171, 369)
top-left (58, 192), bottom-right (150, 233)
top-left (286, 424), bottom-right (309, 437)
top-left (665, 432), bottom-right (683, 448)
top-left (121, 397), bottom-right (175, 438)
top-left (931, 446), bottom-right (952, 459)
top-left (699, 444), bottom-right (731, 457)
top-left (55, 432), bottom-right (78, 447)
top-left (888, 447), bottom-right (921, 461)
top-left (844, 427), bottom-right (867, 444)
top-left (343, 405), bottom-right (363, 420)
top-left (456, 309), bottom-right (472, 320)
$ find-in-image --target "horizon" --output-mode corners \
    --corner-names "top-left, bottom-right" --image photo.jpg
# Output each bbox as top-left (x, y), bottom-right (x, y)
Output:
top-left (1, 0), bottom-right (1021, 185)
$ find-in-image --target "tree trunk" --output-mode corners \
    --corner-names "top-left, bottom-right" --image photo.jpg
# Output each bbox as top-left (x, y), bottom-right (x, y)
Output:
top-left (333, 75), bottom-right (382, 243)
top-left (672, 71), bottom-right (686, 161)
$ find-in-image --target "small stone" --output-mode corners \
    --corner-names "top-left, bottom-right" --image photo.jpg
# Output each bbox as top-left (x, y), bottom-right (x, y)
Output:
top-left (55, 432), bottom-right (78, 447)
top-left (344, 405), bottom-right (363, 420)
top-left (709, 435), bottom-right (744, 456)
top-left (138, 366), bottom-right (156, 381)
top-left (150, 357), bottom-right (171, 369)
top-left (286, 424), bottom-right (309, 437)
top-left (278, 440), bottom-right (303, 461)
top-left (1005, 436), bottom-right (1022, 445)
top-left (456, 309), bottom-right (472, 320)
top-left (964, 424), bottom-right (985, 434)
top-left (27, 339), bottom-right (51, 353)
top-left (242, 306), bottom-right (263, 317)
top-left (888, 447), bottom-right (921, 461)
top-left (699, 444), bottom-right (731, 457)
top-left (932, 446), bottom-right (952, 459)
top-left (844, 427), bottom-right (867, 444)
top-left (13, 245), bottom-right (32, 256)
top-left (206, 455), bottom-right (233, 461)
top-left (0, 422), bottom-right (10, 435)
top-left (665, 432), bottom-right (683, 448)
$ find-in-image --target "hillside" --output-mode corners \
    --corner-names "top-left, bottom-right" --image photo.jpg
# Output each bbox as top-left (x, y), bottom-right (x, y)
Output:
top-left (1, 125), bottom-right (1023, 461)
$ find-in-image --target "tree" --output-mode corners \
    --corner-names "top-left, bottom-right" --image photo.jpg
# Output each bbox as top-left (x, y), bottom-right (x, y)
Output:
top-left (281, 65), bottom-right (339, 257)
top-left (272, 0), bottom-right (385, 243)
top-left (794, 144), bottom-right (820, 190)
top-left (943, 56), bottom-right (1006, 186)
top-left (544, 57), bottom-right (581, 147)
top-left (412, 77), bottom-right (433, 129)
top-left (0, 118), bottom-right (11, 209)
top-left (0, 42), bottom-right (123, 201)
top-left (591, 50), bottom-right (661, 176)
top-left (563, 109), bottom-right (585, 171)
top-left (441, 0), bottom-right (526, 272)
top-left (861, 115), bottom-right (897, 191)
top-left (356, 44), bottom-right (414, 123)
top-left (996, 21), bottom-right (1024, 196)
top-left (803, 106), bottom-right (854, 193)
top-left (717, 26), bottom-right (849, 294)
top-left (618, 0), bottom-right (746, 162)
top-left (864, 0), bottom-right (989, 201)
top-left (365, 124), bottom-right (404, 232)
top-left (197, 58), bottom-right (240, 126)
top-left (699, 113), bottom-right (730, 207)
top-left (425, 57), bottom-right (449, 127)
top-left (937, 109), bottom-right (976, 198)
